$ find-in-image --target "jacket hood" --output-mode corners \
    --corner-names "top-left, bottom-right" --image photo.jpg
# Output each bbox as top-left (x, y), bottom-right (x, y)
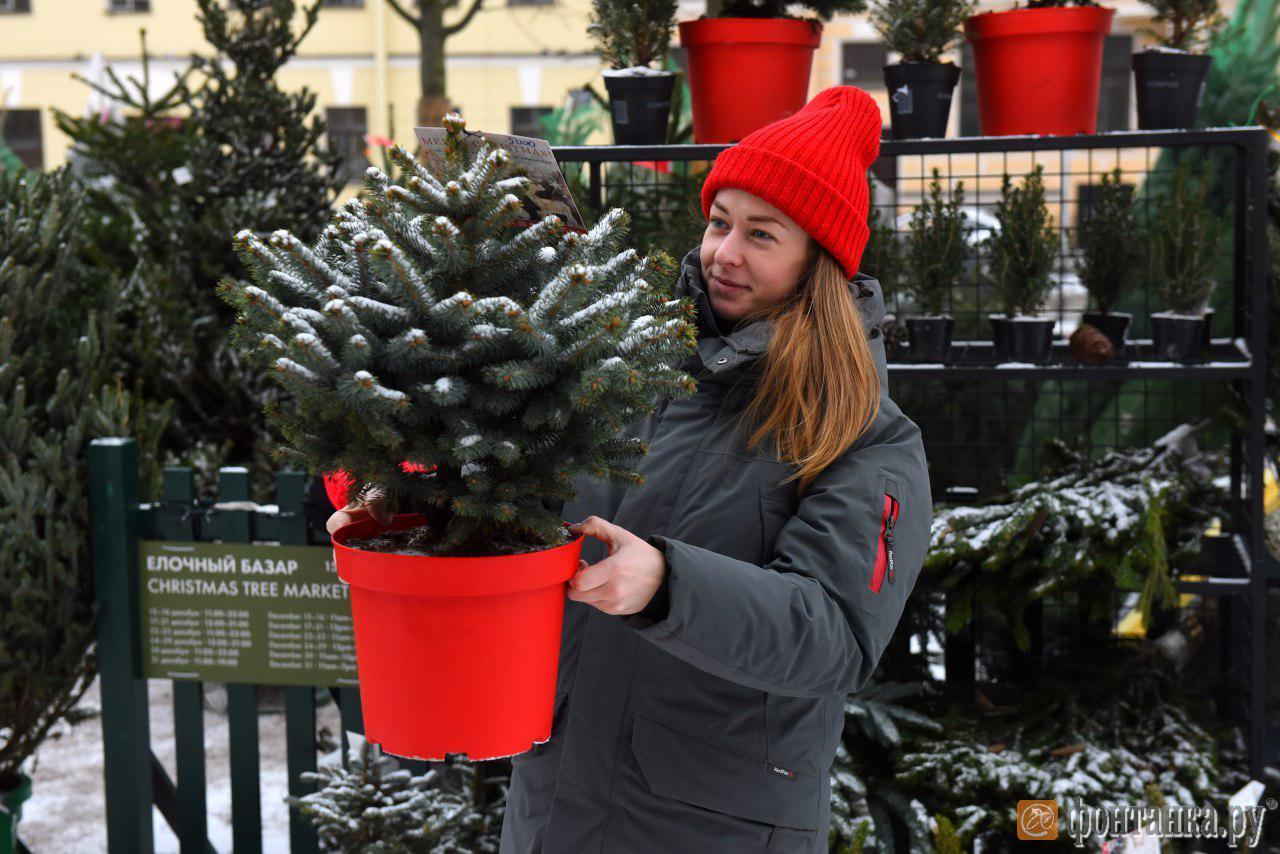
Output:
top-left (673, 246), bottom-right (888, 389)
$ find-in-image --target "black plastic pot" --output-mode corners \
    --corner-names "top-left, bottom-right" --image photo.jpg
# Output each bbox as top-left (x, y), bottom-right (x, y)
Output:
top-left (1081, 310), bottom-right (1131, 357)
top-left (603, 72), bottom-right (676, 145)
top-left (884, 62), bottom-right (962, 140)
top-left (1006, 317), bottom-right (1056, 363)
top-left (905, 315), bottom-right (956, 363)
top-left (1132, 50), bottom-right (1212, 130)
top-left (1201, 306), bottom-right (1214, 354)
top-left (989, 313), bottom-right (1010, 361)
top-left (1150, 312), bottom-right (1205, 361)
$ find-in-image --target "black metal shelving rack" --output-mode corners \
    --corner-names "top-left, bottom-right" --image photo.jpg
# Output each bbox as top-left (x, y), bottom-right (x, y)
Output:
top-left (552, 127), bottom-right (1275, 783)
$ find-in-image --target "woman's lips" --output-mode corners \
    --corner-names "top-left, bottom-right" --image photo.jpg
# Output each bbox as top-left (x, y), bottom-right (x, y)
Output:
top-left (711, 275), bottom-right (748, 295)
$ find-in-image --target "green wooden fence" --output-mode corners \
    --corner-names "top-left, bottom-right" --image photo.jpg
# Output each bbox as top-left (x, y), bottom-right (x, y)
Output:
top-left (88, 436), bottom-right (373, 853)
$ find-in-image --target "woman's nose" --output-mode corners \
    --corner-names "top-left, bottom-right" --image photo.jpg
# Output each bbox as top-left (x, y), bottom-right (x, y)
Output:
top-left (714, 230), bottom-right (745, 268)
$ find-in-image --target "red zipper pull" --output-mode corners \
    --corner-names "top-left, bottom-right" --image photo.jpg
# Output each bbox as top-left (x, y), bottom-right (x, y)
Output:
top-left (885, 498), bottom-right (897, 583)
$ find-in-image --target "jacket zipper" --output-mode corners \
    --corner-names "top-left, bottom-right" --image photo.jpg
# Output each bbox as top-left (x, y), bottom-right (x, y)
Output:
top-left (869, 479), bottom-right (900, 593)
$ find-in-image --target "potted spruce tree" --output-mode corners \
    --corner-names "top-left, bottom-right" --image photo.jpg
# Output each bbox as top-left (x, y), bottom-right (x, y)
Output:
top-left (986, 165), bottom-right (1059, 363)
top-left (678, 0), bottom-right (867, 144)
top-left (904, 168), bottom-right (971, 361)
top-left (1147, 160), bottom-right (1217, 362)
top-left (861, 184), bottom-right (906, 297)
top-left (1075, 166), bottom-right (1140, 359)
top-left (870, 0), bottom-right (977, 139)
top-left (1132, 0), bottom-right (1226, 129)
top-left (589, 0), bottom-right (679, 144)
top-left (219, 114), bottom-right (698, 761)
top-left (963, 0), bottom-right (1116, 136)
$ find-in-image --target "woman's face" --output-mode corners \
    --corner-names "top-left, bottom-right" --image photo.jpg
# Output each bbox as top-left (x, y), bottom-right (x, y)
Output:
top-left (700, 187), bottom-right (812, 327)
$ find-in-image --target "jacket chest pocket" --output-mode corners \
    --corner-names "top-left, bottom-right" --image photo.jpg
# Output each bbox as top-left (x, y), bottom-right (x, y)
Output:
top-left (757, 460), bottom-right (799, 564)
top-left (668, 450), bottom-right (771, 564)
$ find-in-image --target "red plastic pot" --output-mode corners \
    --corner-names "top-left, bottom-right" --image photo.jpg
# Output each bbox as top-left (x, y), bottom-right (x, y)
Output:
top-left (332, 513), bottom-right (583, 760)
top-left (678, 17), bottom-right (822, 144)
top-left (963, 5), bottom-right (1114, 136)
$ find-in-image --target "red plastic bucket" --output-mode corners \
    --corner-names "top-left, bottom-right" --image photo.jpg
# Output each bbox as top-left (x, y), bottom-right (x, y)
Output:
top-left (678, 17), bottom-right (822, 144)
top-left (963, 6), bottom-right (1114, 136)
top-left (333, 513), bottom-right (583, 760)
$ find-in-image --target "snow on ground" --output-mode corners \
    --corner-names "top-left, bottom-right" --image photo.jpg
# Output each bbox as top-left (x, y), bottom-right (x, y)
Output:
top-left (18, 675), bottom-right (344, 853)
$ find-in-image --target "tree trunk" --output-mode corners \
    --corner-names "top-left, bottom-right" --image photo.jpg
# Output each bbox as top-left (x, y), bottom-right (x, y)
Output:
top-left (416, 4), bottom-right (452, 127)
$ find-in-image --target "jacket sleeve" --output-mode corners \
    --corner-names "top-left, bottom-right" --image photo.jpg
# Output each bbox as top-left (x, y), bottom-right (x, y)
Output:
top-left (620, 403), bottom-right (932, 699)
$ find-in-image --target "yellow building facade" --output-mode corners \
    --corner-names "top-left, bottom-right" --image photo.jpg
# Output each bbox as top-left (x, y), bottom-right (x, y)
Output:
top-left (0, 0), bottom-right (612, 173)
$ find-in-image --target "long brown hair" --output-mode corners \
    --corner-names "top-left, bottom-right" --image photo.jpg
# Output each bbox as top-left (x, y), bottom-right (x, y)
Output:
top-left (734, 241), bottom-right (882, 495)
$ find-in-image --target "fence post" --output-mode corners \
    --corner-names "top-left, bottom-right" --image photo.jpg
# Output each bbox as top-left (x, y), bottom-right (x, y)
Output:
top-left (159, 468), bottom-right (210, 853)
top-left (89, 438), bottom-right (155, 854)
top-left (219, 466), bottom-right (263, 854)
top-left (278, 471), bottom-right (319, 854)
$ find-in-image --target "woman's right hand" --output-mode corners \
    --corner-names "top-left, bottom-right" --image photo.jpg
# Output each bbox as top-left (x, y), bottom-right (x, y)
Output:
top-left (326, 485), bottom-right (393, 536)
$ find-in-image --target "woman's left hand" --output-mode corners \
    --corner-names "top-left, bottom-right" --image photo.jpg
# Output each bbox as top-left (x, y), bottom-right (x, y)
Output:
top-left (564, 516), bottom-right (667, 616)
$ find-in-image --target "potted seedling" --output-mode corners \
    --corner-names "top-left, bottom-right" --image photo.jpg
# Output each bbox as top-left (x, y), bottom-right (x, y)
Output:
top-left (963, 0), bottom-right (1115, 136)
top-left (589, 0), bottom-right (679, 144)
top-left (219, 115), bottom-right (698, 761)
top-left (861, 187), bottom-right (907, 298)
top-left (986, 165), bottom-right (1059, 363)
top-left (1131, 0), bottom-right (1226, 129)
top-left (903, 168), bottom-right (970, 361)
top-left (678, 0), bottom-right (867, 144)
top-left (1075, 166), bottom-right (1139, 358)
top-left (870, 0), bottom-right (977, 139)
top-left (1147, 159), bottom-right (1217, 361)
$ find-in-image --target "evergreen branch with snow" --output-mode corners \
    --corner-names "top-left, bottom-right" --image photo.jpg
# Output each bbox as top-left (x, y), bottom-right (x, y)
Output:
top-left (925, 422), bottom-right (1226, 651)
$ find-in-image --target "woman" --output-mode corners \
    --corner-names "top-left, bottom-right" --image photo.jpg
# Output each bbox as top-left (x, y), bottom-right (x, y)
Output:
top-left (330, 85), bottom-right (932, 853)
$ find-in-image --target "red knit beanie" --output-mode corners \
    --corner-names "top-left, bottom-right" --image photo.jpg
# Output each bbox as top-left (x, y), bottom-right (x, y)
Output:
top-left (700, 85), bottom-right (883, 281)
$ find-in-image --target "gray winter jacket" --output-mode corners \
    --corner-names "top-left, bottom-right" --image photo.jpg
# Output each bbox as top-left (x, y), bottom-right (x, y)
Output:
top-left (499, 246), bottom-right (932, 853)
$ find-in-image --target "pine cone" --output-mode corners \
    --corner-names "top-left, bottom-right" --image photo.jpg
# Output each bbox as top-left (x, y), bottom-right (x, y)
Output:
top-left (1069, 323), bottom-right (1113, 363)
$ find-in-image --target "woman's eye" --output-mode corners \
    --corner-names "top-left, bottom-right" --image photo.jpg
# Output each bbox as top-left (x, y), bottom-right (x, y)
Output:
top-left (752, 229), bottom-right (773, 241)
top-left (710, 217), bottom-right (726, 229)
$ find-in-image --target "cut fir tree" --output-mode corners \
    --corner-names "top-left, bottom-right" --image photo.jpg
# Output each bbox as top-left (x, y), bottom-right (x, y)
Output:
top-left (218, 113), bottom-right (699, 761)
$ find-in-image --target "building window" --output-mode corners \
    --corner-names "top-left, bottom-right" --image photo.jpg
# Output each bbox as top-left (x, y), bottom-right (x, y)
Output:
top-left (1096, 34), bottom-right (1132, 132)
top-left (1075, 179), bottom-right (1135, 232)
top-left (107, 0), bottom-right (150, 11)
top-left (0, 0), bottom-right (32, 12)
top-left (2, 109), bottom-right (43, 169)
top-left (510, 106), bottom-right (554, 139)
top-left (321, 0), bottom-right (363, 6)
top-left (326, 107), bottom-right (368, 183)
top-left (841, 42), bottom-right (888, 91)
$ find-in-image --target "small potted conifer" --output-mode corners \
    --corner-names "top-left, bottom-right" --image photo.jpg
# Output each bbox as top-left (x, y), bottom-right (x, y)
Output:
top-left (589, 0), bottom-right (679, 144)
top-left (1147, 160), bottom-right (1217, 362)
top-left (963, 0), bottom-right (1116, 136)
top-left (219, 115), bottom-right (698, 761)
top-left (678, 0), bottom-right (866, 144)
top-left (870, 0), bottom-right (976, 139)
top-left (904, 168), bottom-right (970, 361)
top-left (986, 165), bottom-right (1059, 363)
top-left (1075, 166), bottom-right (1139, 358)
top-left (860, 187), bottom-right (906, 298)
top-left (1131, 0), bottom-right (1225, 129)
